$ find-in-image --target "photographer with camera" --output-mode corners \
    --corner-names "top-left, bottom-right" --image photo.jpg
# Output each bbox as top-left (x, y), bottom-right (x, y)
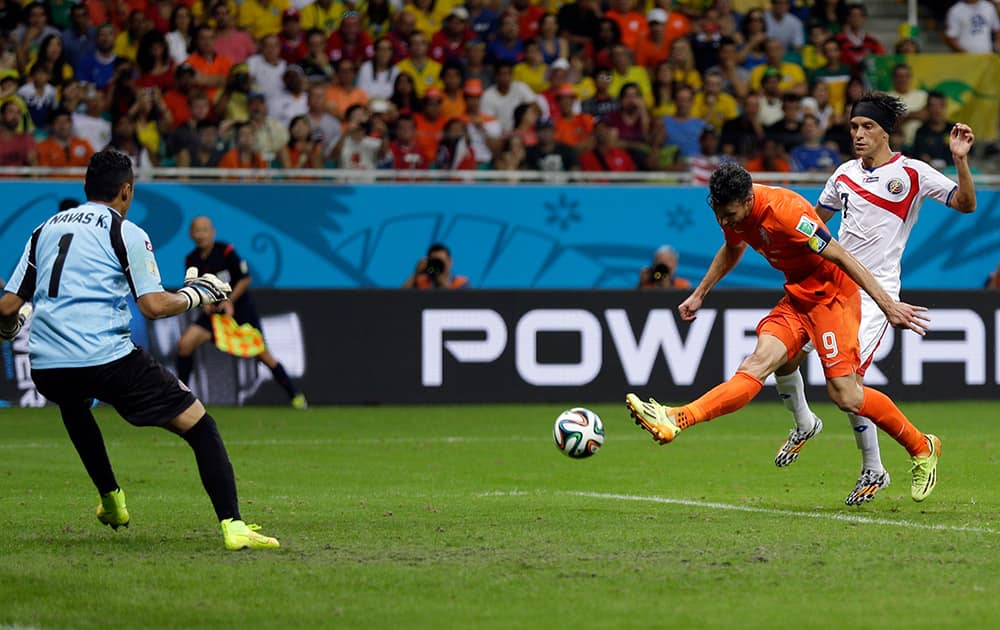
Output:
top-left (638, 245), bottom-right (691, 289)
top-left (403, 243), bottom-right (470, 289)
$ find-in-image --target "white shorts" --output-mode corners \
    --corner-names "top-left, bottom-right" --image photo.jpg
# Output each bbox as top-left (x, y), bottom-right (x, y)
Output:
top-left (802, 291), bottom-right (890, 373)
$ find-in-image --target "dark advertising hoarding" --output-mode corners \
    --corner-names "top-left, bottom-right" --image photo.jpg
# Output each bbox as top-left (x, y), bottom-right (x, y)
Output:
top-left (3, 290), bottom-right (998, 407)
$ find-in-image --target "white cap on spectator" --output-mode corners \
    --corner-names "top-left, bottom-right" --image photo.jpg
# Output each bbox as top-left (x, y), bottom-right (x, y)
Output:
top-left (450, 6), bottom-right (469, 20)
top-left (369, 98), bottom-right (390, 113)
top-left (550, 58), bottom-right (570, 71)
top-left (647, 8), bottom-right (667, 24)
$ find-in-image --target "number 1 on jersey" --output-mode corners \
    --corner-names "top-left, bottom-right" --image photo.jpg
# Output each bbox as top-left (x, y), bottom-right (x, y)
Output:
top-left (48, 234), bottom-right (74, 298)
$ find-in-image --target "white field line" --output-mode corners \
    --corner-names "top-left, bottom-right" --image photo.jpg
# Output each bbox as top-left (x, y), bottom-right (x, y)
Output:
top-left (559, 491), bottom-right (1000, 536)
top-left (0, 433), bottom-right (860, 449)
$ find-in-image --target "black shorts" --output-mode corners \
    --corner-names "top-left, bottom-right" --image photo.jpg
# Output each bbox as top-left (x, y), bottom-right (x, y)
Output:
top-left (32, 347), bottom-right (198, 427)
top-left (192, 303), bottom-right (263, 337)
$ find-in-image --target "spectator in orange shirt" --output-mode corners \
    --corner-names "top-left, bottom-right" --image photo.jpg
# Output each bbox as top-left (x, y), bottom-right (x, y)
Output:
top-left (744, 137), bottom-right (790, 173)
top-left (438, 61), bottom-right (466, 121)
top-left (552, 84), bottom-right (594, 151)
top-left (605, 0), bottom-right (648, 50)
top-left (185, 24), bottom-right (234, 101)
top-left (579, 119), bottom-right (635, 172)
top-left (325, 58), bottom-right (368, 118)
top-left (414, 86), bottom-right (447, 161)
top-left (635, 9), bottom-right (672, 69)
top-left (219, 121), bottom-right (269, 169)
top-left (37, 108), bottom-right (95, 167)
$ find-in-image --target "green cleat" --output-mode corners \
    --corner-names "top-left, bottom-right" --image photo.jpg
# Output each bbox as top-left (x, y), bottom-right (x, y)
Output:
top-left (910, 434), bottom-right (942, 502)
top-left (625, 393), bottom-right (682, 444)
top-left (221, 518), bottom-right (280, 551)
top-left (291, 393), bottom-right (308, 410)
top-left (96, 488), bottom-right (130, 530)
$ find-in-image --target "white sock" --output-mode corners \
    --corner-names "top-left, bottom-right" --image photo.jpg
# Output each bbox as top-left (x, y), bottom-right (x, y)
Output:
top-left (847, 413), bottom-right (884, 472)
top-left (774, 370), bottom-right (815, 432)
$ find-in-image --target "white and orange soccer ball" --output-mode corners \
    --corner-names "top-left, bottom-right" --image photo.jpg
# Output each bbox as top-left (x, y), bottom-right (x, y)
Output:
top-left (553, 408), bottom-right (605, 459)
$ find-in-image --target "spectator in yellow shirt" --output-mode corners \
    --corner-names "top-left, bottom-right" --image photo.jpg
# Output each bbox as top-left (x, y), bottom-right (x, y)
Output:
top-left (114, 11), bottom-right (149, 62)
top-left (402, 0), bottom-right (454, 39)
top-left (749, 37), bottom-right (806, 96)
top-left (513, 40), bottom-right (548, 93)
top-left (608, 44), bottom-right (652, 108)
top-left (395, 31), bottom-right (441, 97)
top-left (301, 0), bottom-right (346, 37)
top-left (239, 0), bottom-right (292, 40)
top-left (691, 70), bottom-right (739, 130)
top-left (668, 37), bottom-right (702, 90)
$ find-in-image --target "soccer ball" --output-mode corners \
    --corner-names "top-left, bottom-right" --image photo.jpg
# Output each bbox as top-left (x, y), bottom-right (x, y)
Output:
top-left (553, 408), bottom-right (605, 459)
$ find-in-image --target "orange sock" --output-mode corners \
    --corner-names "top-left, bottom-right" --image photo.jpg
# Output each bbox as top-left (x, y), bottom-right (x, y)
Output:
top-left (675, 371), bottom-right (764, 429)
top-left (858, 387), bottom-right (929, 456)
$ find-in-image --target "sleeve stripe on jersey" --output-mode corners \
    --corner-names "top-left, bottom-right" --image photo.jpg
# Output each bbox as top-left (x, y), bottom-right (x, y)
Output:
top-left (818, 202), bottom-right (840, 212)
top-left (15, 226), bottom-right (43, 301)
top-left (108, 211), bottom-right (138, 299)
top-left (946, 185), bottom-right (958, 207)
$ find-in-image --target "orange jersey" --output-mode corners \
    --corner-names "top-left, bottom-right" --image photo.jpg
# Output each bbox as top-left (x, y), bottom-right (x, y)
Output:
top-left (723, 184), bottom-right (846, 305)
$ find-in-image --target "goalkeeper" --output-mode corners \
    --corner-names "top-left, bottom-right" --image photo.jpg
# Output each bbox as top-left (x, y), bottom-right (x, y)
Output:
top-left (0, 150), bottom-right (279, 551)
top-left (175, 216), bottom-right (306, 410)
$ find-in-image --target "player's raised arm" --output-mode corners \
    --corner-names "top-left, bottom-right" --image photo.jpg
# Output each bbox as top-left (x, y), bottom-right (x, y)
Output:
top-left (948, 123), bottom-right (976, 214)
top-left (818, 238), bottom-right (930, 336)
top-left (679, 242), bottom-right (746, 321)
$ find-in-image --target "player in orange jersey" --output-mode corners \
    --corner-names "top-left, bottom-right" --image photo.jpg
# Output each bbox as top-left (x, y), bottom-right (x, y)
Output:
top-left (626, 162), bottom-right (942, 503)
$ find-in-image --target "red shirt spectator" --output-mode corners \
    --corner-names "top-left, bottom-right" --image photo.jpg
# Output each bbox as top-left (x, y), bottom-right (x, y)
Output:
top-left (0, 101), bottom-right (37, 166)
top-left (279, 9), bottom-right (307, 63)
top-left (326, 13), bottom-right (375, 64)
top-left (835, 5), bottom-right (885, 70)
top-left (391, 114), bottom-right (429, 169)
top-left (580, 146), bottom-right (635, 171)
top-left (511, 0), bottom-right (545, 40)
top-left (430, 8), bottom-right (474, 63)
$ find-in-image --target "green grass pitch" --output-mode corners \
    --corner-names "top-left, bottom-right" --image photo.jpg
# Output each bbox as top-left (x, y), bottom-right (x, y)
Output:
top-left (2, 401), bottom-right (1000, 628)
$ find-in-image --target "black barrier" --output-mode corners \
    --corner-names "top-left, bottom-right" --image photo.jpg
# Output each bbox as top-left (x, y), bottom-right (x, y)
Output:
top-left (2, 290), bottom-right (999, 406)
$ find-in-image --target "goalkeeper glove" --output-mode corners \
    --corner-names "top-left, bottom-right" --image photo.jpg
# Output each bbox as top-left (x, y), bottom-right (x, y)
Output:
top-left (178, 267), bottom-right (232, 311)
top-left (0, 303), bottom-right (33, 341)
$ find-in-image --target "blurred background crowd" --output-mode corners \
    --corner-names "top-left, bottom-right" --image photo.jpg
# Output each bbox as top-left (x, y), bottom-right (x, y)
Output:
top-left (0, 0), bottom-right (997, 175)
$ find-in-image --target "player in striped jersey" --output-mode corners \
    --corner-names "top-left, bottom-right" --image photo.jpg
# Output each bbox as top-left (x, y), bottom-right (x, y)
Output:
top-left (771, 93), bottom-right (977, 504)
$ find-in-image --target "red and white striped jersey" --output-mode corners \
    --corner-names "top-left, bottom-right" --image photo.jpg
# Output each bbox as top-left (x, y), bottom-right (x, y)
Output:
top-left (817, 153), bottom-right (957, 297)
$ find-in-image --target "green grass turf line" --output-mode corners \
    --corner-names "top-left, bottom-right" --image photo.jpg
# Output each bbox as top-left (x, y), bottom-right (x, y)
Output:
top-left (1, 401), bottom-right (999, 628)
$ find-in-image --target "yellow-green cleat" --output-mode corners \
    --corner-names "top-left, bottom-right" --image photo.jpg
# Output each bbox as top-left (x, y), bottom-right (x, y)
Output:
top-left (625, 393), bottom-right (682, 444)
top-left (910, 434), bottom-right (942, 502)
top-left (96, 488), bottom-right (130, 530)
top-left (221, 518), bottom-right (280, 551)
top-left (291, 393), bottom-right (308, 410)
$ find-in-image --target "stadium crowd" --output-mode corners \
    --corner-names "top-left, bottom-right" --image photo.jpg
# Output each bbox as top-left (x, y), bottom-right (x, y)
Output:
top-left (0, 0), bottom-right (996, 175)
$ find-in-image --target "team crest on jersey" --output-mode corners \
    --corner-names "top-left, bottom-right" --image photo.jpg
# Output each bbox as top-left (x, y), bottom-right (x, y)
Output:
top-left (886, 178), bottom-right (905, 195)
top-left (145, 240), bottom-right (153, 251)
top-left (758, 227), bottom-right (770, 246)
top-left (795, 215), bottom-right (817, 237)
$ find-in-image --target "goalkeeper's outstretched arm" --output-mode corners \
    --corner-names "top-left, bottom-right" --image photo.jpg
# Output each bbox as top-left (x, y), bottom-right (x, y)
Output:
top-left (138, 267), bottom-right (232, 320)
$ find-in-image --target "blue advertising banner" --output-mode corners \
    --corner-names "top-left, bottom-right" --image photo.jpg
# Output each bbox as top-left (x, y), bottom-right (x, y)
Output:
top-left (1, 182), bottom-right (997, 289)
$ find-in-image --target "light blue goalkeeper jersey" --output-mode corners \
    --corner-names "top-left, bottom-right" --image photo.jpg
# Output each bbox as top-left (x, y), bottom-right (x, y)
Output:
top-left (3, 202), bottom-right (165, 369)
